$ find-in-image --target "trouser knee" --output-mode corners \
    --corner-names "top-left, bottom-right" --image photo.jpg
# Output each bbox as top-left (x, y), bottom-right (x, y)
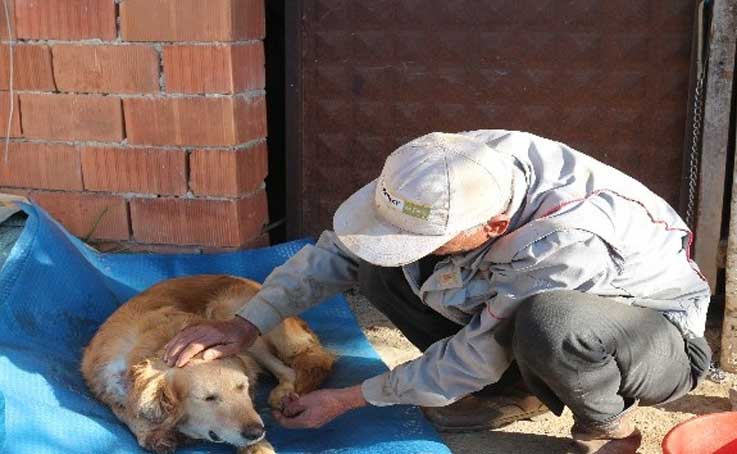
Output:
top-left (512, 291), bottom-right (585, 367)
top-left (510, 291), bottom-right (699, 422)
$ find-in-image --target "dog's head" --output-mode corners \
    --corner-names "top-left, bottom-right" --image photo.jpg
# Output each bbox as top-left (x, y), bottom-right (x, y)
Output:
top-left (128, 355), bottom-right (265, 448)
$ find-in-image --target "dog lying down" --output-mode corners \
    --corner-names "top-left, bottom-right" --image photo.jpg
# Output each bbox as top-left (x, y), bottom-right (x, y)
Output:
top-left (81, 274), bottom-right (335, 454)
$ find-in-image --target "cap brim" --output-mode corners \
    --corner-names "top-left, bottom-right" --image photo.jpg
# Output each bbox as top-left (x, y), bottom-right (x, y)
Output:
top-left (333, 180), bottom-right (454, 267)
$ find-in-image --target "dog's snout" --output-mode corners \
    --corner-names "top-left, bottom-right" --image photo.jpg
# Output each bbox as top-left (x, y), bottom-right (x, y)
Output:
top-left (241, 425), bottom-right (265, 441)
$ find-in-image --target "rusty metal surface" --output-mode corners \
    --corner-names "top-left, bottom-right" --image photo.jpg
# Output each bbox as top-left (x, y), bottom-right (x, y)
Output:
top-left (296, 0), bottom-right (695, 237)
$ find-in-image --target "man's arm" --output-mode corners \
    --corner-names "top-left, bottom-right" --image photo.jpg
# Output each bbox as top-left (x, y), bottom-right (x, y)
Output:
top-left (237, 230), bottom-right (361, 333)
top-left (164, 230), bottom-right (361, 366)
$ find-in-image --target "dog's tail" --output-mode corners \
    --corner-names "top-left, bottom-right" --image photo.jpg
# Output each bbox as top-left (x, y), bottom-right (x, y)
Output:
top-left (263, 317), bottom-right (335, 394)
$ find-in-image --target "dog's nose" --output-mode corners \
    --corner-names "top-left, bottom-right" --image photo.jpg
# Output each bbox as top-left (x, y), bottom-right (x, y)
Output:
top-left (241, 425), bottom-right (265, 441)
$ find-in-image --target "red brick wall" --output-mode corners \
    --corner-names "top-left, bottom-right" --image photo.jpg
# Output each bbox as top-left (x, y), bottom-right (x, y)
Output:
top-left (0, 0), bottom-right (269, 253)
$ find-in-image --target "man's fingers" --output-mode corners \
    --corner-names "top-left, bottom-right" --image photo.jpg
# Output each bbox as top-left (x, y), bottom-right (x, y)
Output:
top-left (165, 332), bottom-right (205, 366)
top-left (272, 410), bottom-right (315, 429)
top-left (281, 398), bottom-right (306, 418)
top-left (202, 343), bottom-right (239, 361)
top-left (164, 328), bottom-right (206, 364)
top-left (174, 340), bottom-right (210, 368)
top-left (163, 330), bottom-right (190, 362)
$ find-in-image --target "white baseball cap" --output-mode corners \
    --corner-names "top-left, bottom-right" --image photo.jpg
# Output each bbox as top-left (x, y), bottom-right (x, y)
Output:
top-left (333, 132), bottom-right (515, 266)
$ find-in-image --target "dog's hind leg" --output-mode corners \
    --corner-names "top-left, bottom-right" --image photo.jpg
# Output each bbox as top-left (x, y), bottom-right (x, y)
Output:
top-left (245, 338), bottom-right (297, 410)
top-left (261, 317), bottom-right (335, 395)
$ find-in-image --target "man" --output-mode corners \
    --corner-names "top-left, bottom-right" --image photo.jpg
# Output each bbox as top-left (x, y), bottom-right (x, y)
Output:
top-left (164, 130), bottom-right (711, 454)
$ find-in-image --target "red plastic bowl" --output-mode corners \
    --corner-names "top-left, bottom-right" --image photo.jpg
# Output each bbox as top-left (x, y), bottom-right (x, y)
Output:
top-left (662, 412), bottom-right (737, 454)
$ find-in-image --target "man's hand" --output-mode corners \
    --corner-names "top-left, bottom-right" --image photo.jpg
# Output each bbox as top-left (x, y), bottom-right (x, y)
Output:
top-left (273, 386), bottom-right (367, 429)
top-left (164, 316), bottom-right (259, 367)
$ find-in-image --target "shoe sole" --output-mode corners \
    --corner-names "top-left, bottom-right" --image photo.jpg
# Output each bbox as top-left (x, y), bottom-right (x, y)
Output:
top-left (432, 407), bottom-right (551, 433)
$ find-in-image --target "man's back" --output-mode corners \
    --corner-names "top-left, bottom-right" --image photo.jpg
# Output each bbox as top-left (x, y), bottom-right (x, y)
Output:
top-left (462, 130), bottom-right (710, 337)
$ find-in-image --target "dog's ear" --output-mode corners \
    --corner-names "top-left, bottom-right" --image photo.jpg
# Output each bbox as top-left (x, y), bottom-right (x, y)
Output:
top-left (128, 358), bottom-right (181, 424)
top-left (234, 354), bottom-right (262, 397)
top-left (234, 353), bottom-right (260, 375)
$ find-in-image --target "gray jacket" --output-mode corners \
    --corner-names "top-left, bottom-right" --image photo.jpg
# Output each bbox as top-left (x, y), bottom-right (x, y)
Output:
top-left (238, 130), bottom-right (710, 407)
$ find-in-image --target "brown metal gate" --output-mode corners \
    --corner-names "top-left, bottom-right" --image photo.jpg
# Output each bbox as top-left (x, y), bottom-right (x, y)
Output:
top-left (286, 0), bottom-right (696, 238)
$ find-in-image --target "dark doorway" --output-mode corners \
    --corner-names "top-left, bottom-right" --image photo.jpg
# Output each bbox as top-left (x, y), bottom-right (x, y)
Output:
top-left (264, 0), bottom-right (287, 243)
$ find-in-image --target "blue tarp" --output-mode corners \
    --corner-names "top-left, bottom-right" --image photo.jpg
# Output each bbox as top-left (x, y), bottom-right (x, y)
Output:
top-left (0, 203), bottom-right (451, 454)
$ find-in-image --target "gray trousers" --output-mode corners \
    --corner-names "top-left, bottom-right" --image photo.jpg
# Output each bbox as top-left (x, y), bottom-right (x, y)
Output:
top-left (358, 262), bottom-right (711, 424)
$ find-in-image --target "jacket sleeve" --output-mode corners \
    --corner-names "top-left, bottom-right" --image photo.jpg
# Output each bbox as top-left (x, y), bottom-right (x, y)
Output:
top-left (237, 230), bottom-right (361, 334)
top-left (361, 229), bottom-right (617, 407)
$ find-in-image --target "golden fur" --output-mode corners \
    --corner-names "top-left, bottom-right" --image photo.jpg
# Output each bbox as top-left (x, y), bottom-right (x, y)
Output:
top-left (81, 275), bottom-right (335, 454)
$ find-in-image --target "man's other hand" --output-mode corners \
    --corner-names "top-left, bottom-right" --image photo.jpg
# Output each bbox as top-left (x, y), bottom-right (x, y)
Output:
top-left (273, 386), bottom-right (367, 429)
top-left (164, 316), bottom-right (259, 367)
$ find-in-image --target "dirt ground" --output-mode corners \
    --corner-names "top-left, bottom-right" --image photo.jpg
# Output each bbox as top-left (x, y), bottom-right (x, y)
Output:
top-left (344, 290), bottom-right (736, 454)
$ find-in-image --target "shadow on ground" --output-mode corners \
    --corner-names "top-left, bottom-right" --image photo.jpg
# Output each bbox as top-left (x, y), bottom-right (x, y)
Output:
top-left (658, 394), bottom-right (731, 415)
top-left (443, 430), bottom-right (573, 454)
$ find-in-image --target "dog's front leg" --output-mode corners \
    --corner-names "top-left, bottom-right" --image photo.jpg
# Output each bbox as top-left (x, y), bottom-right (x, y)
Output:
top-left (111, 405), bottom-right (179, 454)
top-left (245, 338), bottom-right (297, 410)
top-left (239, 439), bottom-right (276, 454)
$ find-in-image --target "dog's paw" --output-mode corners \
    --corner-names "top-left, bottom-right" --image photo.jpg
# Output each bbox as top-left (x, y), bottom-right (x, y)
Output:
top-left (239, 439), bottom-right (276, 454)
top-left (268, 383), bottom-right (296, 410)
top-left (143, 428), bottom-right (178, 454)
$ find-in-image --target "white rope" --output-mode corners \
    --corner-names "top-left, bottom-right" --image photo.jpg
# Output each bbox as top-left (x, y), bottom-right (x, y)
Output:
top-left (2, 0), bottom-right (14, 164)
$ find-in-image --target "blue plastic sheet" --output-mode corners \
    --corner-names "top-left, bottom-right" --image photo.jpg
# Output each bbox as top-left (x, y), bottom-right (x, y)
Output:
top-left (0, 203), bottom-right (451, 454)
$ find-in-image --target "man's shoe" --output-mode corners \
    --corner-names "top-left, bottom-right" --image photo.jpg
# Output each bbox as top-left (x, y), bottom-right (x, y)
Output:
top-left (421, 393), bottom-right (549, 433)
top-left (570, 402), bottom-right (641, 454)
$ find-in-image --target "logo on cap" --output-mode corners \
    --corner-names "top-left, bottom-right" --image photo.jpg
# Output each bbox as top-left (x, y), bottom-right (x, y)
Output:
top-left (382, 186), bottom-right (431, 220)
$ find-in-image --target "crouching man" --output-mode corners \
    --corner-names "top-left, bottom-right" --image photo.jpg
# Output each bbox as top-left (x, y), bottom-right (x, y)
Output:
top-left (165, 130), bottom-right (711, 454)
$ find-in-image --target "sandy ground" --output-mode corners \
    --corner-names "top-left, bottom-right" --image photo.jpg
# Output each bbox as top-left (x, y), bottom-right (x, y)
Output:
top-left (344, 290), bottom-right (736, 454)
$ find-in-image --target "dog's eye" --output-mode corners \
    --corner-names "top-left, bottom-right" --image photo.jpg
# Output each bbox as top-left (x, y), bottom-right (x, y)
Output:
top-left (236, 383), bottom-right (245, 391)
top-left (204, 394), bottom-right (219, 402)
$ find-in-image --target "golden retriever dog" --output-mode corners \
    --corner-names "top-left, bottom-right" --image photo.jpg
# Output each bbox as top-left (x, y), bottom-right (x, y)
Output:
top-left (81, 275), bottom-right (335, 454)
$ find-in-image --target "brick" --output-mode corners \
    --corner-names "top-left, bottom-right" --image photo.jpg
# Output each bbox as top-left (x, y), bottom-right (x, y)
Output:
top-left (234, 96), bottom-right (268, 144)
top-left (20, 94), bottom-right (124, 142)
top-left (31, 191), bottom-right (129, 240)
top-left (164, 43), bottom-right (265, 94)
top-left (238, 189), bottom-right (267, 240)
top-left (190, 143), bottom-right (267, 196)
top-left (123, 243), bottom-right (202, 254)
top-left (0, 142), bottom-right (82, 190)
top-left (81, 147), bottom-right (187, 195)
top-left (131, 198), bottom-right (240, 246)
top-left (0, 92), bottom-right (21, 137)
top-left (14, 0), bottom-right (116, 40)
top-left (53, 45), bottom-right (160, 94)
top-left (231, 44), bottom-right (266, 92)
top-left (0, 45), bottom-right (55, 91)
top-left (124, 95), bottom-right (266, 146)
top-left (121, 0), bottom-right (264, 42)
top-left (202, 233), bottom-right (269, 253)
top-left (130, 191), bottom-right (267, 246)
top-left (0, 0), bottom-right (14, 40)
top-left (232, 0), bottom-right (265, 40)
top-left (90, 241), bottom-right (202, 254)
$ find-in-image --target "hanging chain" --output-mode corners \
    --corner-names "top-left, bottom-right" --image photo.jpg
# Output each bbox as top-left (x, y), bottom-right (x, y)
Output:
top-left (684, 0), bottom-right (709, 230)
top-left (685, 67), bottom-right (707, 229)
